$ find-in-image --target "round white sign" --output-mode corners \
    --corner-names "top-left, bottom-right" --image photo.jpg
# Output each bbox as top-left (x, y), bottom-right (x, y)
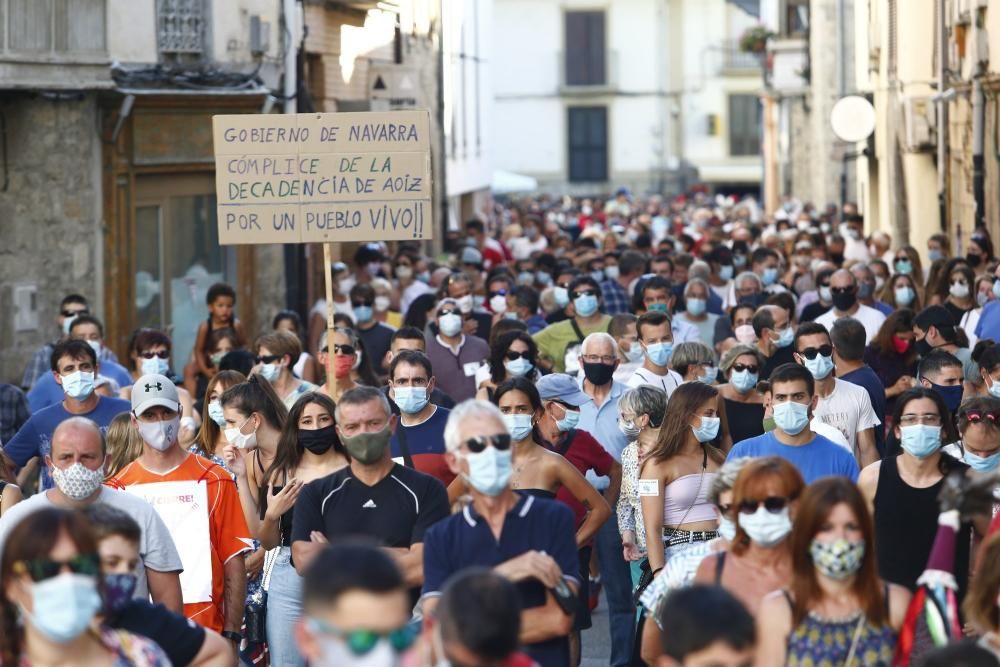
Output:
top-left (830, 96), bottom-right (876, 143)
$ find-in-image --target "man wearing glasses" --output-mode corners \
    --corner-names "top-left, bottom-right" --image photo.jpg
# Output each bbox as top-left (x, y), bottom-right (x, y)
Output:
top-left (814, 269), bottom-right (886, 344)
top-left (534, 276), bottom-right (612, 373)
top-left (793, 322), bottom-right (879, 467)
top-left (424, 298), bottom-right (490, 403)
top-left (422, 400), bottom-right (579, 667)
top-left (727, 363), bottom-right (859, 484)
top-left (387, 350), bottom-right (453, 486)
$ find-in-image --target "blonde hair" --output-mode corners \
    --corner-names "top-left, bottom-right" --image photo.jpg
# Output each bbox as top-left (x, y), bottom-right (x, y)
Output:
top-left (105, 412), bottom-right (144, 479)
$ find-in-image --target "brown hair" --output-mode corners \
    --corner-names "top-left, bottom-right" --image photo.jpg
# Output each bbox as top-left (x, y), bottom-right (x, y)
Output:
top-left (1, 508), bottom-right (99, 663)
top-left (870, 308), bottom-right (917, 359)
top-left (730, 457), bottom-right (805, 556)
top-left (197, 370), bottom-right (248, 455)
top-left (966, 533), bottom-right (1000, 633)
top-left (255, 330), bottom-right (302, 366)
top-left (788, 478), bottom-right (886, 627)
top-left (643, 382), bottom-right (725, 466)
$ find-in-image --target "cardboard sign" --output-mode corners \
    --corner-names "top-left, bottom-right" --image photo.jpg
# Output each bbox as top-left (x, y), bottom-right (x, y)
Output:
top-left (212, 110), bottom-right (433, 245)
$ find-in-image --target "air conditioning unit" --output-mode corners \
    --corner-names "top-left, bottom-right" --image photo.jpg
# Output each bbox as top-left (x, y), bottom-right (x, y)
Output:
top-left (250, 15), bottom-right (270, 57)
top-left (903, 96), bottom-right (936, 151)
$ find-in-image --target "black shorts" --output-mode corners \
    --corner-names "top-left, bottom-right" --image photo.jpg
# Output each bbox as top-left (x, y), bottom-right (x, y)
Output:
top-left (574, 545), bottom-right (593, 631)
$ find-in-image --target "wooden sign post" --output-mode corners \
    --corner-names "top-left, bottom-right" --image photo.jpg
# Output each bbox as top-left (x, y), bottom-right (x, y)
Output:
top-left (212, 110), bottom-right (434, 396)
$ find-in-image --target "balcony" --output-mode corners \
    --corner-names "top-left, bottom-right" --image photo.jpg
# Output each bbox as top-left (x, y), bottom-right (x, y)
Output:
top-left (558, 50), bottom-right (618, 95)
top-left (0, 0), bottom-right (111, 90)
top-left (766, 37), bottom-right (809, 95)
top-left (719, 40), bottom-right (763, 75)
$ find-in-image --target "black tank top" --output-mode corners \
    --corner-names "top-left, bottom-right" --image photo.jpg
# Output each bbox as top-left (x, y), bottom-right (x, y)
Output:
top-left (874, 454), bottom-right (971, 599)
top-left (724, 399), bottom-right (765, 445)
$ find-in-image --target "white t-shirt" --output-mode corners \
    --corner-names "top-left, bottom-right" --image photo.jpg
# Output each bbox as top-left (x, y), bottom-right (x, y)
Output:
top-left (311, 298), bottom-right (355, 324)
top-left (814, 304), bottom-right (886, 344)
top-left (627, 367), bottom-right (684, 398)
top-left (672, 318), bottom-right (700, 344)
top-left (0, 487), bottom-right (183, 599)
top-left (812, 378), bottom-right (880, 453)
top-left (811, 418), bottom-right (851, 452)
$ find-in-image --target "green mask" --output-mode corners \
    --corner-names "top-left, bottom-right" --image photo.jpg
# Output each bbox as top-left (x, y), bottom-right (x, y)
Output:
top-left (210, 352), bottom-right (225, 366)
top-left (342, 424), bottom-right (392, 464)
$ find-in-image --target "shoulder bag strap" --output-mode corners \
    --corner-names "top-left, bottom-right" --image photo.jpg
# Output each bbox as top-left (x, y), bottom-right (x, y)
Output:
top-left (396, 423), bottom-right (415, 469)
top-left (570, 317), bottom-right (587, 344)
top-left (714, 551), bottom-right (726, 584)
top-left (843, 614), bottom-right (866, 667)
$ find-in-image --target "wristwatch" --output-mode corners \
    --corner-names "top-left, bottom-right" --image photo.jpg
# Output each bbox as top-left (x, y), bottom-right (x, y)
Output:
top-left (222, 630), bottom-right (242, 644)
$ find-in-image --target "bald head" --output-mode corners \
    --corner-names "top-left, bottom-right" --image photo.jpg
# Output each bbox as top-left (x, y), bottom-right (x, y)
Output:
top-left (830, 269), bottom-right (857, 290)
top-left (50, 417), bottom-right (106, 461)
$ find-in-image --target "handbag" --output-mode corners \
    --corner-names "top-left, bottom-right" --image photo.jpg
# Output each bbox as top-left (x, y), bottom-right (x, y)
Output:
top-left (244, 547), bottom-right (279, 644)
top-left (632, 558), bottom-right (654, 606)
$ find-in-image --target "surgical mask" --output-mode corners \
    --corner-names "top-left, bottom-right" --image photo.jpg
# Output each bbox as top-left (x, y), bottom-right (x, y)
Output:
top-left (761, 267), bottom-right (779, 286)
top-left (210, 351), bottom-right (226, 367)
top-left (895, 286), bottom-right (915, 306)
top-left (605, 265), bottom-right (620, 280)
top-left (259, 362), bottom-right (282, 382)
top-left (23, 573), bottom-right (102, 644)
top-left (964, 449), bottom-right (1000, 472)
top-left (899, 424), bottom-right (942, 459)
top-left (224, 415), bottom-right (257, 450)
top-left (735, 324), bottom-right (757, 345)
top-left (61, 371), bottom-right (95, 401)
top-left (804, 353), bottom-right (834, 380)
top-left (141, 356), bottom-right (169, 376)
top-left (875, 276), bottom-right (885, 292)
top-left (686, 298), bottom-right (707, 316)
top-left (950, 282), bottom-right (970, 299)
top-left (717, 516), bottom-right (737, 542)
top-left (504, 357), bottom-right (533, 377)
top-left (395, 265), bottom-right (413, 280)
top-left (102, 572), bottom-right (138, 613)
top-left (773, 400), bottom-right (810, 435)
top-left (574, 293), bottom-right (599, 317)
top-left (51, 462), bottom-right (105, 500)
top-left (311, 635), bottom-right (402, 667)
top-left (738, 506), bottom-right (792, 547)
top-left (342, 424), bottom-right (392, 464)
top-left (730, 369), bottom-right (758, 393)
top-left (135, 416), bottom-right (179, 452)
top-left (62, 314), bottom-right (78, 335)
top-left (773, 327), bottom-right (794, 349)
top-left (928, 249), bottom-right (944, 262)
top-left (810, 538), bottom-right (865, 580)
top-left (895, 259), bottom-right (913, 275)
top-left (930, 382), bottom-right (964, 413)
top-left (367, 261), bottom-right (383, 276)
top-left (692, 416), bottom-right (720, 442)
top-left (554, 286), bottom-right (570, 308)
top-left (456, 295), bottom-right (474, 314)
top-left (719, 265), bottom-right (734, 280)
top-left (645, 342), bottom-right (673, 367)
top-left (733, 255), bottom-right (747, 268)
top-left (393, 387), bottom-right (428, 415)
top-left (489, 294), bottom-right (507, 313)
top-left (503, 414), bottom-right (533, 442)
top-left (439, 313), bottom-right (463, 337)
top-left (299, 426), bottom-right (337, 455)
top-left (978, 292), bottom-right (990, 308)
top-left (375, 296), bottom-right (391, 312)
top-left (536, 271), bottom-right (553, 286)
top-left (619, 418), bottom-right (642, 440)
top-left (625, 341), bottom-right (645, 363)
top-left (556, 407), bottom-right (581, 432)
top-left (463, 446), bottom-right (513, 496)
top-left (819, 286), bottom-right (833, 303)
top-left (699, 367), bottom-right (718, 385)
top-left (354, 305), bottom-right (374, 323)
top-left (517, 271), bottom-right (535, 286)
top-left (86, 340), bottom-right (103, 359)
top-left (208, 400), bottom-right (226, 426)
top-left (857, 282), bottom-right (874, 299)
top-left (418, 271), bottom-right (432, 284)
top-left (590, 270), bottom-right (605, 283)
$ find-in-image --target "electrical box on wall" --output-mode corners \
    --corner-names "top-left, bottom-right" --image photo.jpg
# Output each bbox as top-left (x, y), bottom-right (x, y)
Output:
top-left (707, 114), bottom-right (719, 136)
top-left (13, 284), bottom-right (38, 332)
top-left (250, 16), bottom-right (270, 57)
top-left (903, 97), bottom-right (936, 151)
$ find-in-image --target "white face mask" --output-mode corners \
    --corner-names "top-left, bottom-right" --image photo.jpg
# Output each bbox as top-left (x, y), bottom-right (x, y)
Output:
top-left (225, 415), bottom-right (258, 449)
top-left (50, 462), bottom-right (105, 500)
top-left (374, 296), bottom-right (392, 312)
top-left (136, 416), bottom-right (180, 452)
top-left (738, 506), bottom-right (792, 547)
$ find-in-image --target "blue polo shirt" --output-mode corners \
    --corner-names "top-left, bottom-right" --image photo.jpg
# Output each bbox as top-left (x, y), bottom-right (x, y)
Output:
top-left (577, 379), bottom-right (628, 462)
top-left (422, 493), bottom-right (579, 667)
top-left (977, 299), bottom-right (1000, 341)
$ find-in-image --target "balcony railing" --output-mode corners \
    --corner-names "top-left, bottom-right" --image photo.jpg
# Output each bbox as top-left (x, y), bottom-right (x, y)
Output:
top-left (719, 40), bottom-right (763, 75)
top-left (558, 50), bottom-right (618, 94)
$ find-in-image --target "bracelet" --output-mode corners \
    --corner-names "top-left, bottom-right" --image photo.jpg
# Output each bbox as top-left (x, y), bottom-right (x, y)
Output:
top-left (222, 630), bottom-right (242, 643)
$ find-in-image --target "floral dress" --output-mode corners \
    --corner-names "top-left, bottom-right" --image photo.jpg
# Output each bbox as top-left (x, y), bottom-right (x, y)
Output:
top-left (786, 606), bottom-right (896, 666)
top-left (20, 627), bottom-right (170, 666)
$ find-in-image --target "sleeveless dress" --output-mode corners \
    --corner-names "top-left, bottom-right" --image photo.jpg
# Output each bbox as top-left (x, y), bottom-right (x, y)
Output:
top-left (786, 609), bottom-right (896, 666)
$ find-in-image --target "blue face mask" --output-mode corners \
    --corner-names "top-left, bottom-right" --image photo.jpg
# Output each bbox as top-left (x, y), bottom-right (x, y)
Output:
top-left (762, 267), bottom-right (780, 286)
top-left (730, 369), bottom-right (758, 393)
top-left (964, 449), bottom-right (1000, 472)
top-left (554, 286), bottom-right (570, 308)
top-left (102, 572), bottom-right (138, 613)
top-left (895, 259), bottom-right (913, 275)
top-left (895, 286), bottom-right (915, 306)
top-left (517, 271), bottom-right (535, 286)
top-left (720, 265), bottom-right (734, 281)
top-left (27, 573), bottom-right (103, 643)
top-left (61, 371), bottom-right (95, 401)
top-left (590, 270), bottom-right (605, 283)
top-left (803, 353), bottom-right (834, 380)
top-left (505, 357), bottom-right (534, 377)
top-left (394, 387), bottom-right (429, 415)
top-left (773, 327), bottom-right (794, 349)
top-left (574, 293), bottom-right (599, 317)
top-left (930, 382), bottom-right (964, 413)
top-left (686, 298), bottom-right (707, 316)
top-left (928, 249), bottom-right (944, 262)
top-left (698, 367), bottom-right (718, 385)
top-left (693, 415), bottom-right (720, 442)
top-left (463, 446), bottom-right (513, 496)
top-left (536, 271), bottom-right (553, 286)
top-left (733, 255), bottom-right (748, 268)
top-left (645, 341), bottom-right (673, 367)
top-left (503, 414), bottom-right (534, 442)
top-left (353, 305), bottom-right (374, 323)
top-left (899, 424), bottom-right (941, 459)
top-left (555, 406), bottom-right (581, 432)
top-left (140, 356), bottom-right (169, 377)
top-left (773, 400), bottom-right (810, 435)
top-left (208, 400), bottom-right (226, 427)
top-left (648, 303), bottom-right (669, 314)
top-left (259, 362), bottom-right (282, 382)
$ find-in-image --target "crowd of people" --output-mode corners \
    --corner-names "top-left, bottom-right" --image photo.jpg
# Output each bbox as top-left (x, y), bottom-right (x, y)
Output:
top-left (5, 191), bottom-right (1000, 665)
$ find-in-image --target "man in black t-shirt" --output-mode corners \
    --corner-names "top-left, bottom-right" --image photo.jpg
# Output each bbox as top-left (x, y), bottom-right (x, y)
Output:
top-left (291, 386), bottom-right (449, 588)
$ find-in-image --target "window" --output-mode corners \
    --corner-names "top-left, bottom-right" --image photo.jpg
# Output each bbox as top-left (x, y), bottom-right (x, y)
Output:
top-left (5, 0), bottom-right (106, 55)
top-left (564, 11), bottom-right (606, 86)
top-left (568, 107), bottom-right (608, 182)
top-left (728, 95), bottom-right (762, 156)
top-left (157, 0), bottom-right (206, 61)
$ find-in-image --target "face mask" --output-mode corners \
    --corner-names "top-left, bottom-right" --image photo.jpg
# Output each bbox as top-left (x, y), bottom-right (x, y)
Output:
top-left (299, 425), bottom-right (337, 455)
top-left (536, 271), bottom-right (553, 286)
top-left (803, 353), bottom-right (834, 380)
top-left (224, 415), bottom-right (257, 450)
top-left (86, 340), bottom-right (103, 359)
top-left (928, 248), bottom-right (944, 262)
top-left (930, 382), bottom-right (963, 413)
top-left (733, 255), bottom-right (747, 268)
top-left (717, 516), bottom-right (737, 542)
top-left (895, 259), bottom-right (913, 275)
top-left (137, 416), bottom-right (180, 452)
top-left (773, 400), bottom-right (810, 435)
top-left (210, 351), bottom-right (226, 367)
top-left (367, 261), bottom-right (383, 276)
top-left (208, 400), bottom-right (226, 427)
top-left (354, 305), bottom-right (374, 323)
top-left (993, 280), bottom-right (1000, 299)
top-left (489, 295), bottom-right (507, 313)
top-left (900, 424), bottom-right (942, 459)
top-left (583, 361), bottom-right (615, 386)
top-left (375, 296), bottom-right (392, 312)
top-left (698, 367), bottom-right (718, 385)
top-left (605, 265), bottom-right (620, 280)
top-left (738, 506), bottom-right (792, 547)
top-left (61, 371), bottom-right (95, 401)
top-left (574, 293), bottom-right (599, 317)
top-left (393, 387), bottom-right (429, 415)
top-left (773, 326), bottom-right (794, 349)
top-left (439, 313), bottom-right (463, 337)
top-left (51, 462), bottom-right (105, 500)
top-left (555, 407), bottom-right (581, 432)
top-left (895, 286), bottom-right (915, 306)
top-left (334, 355), bottom-right (355, 379)
top-left (857, 282), bottom-right (874, 299)
top-left (418, 271), bottom-right (432, 284)
top-left (819, 286), bottom-right (833, 303)
top-left (730, 369), bottom-right (758, 393)
top-left (259, 362), bottom-right (282, 382)
top-left (141, 356), bottom-right (169, 376)
top-left (515, 271), bottom-right (534, 286)
top-left (62, 315), bottom-right (78, 335)
top-left (720, 265), bottom-right (734, 281)
top-left (735, 324), bottom-right (757, 345)
top-left (23, 573), bottom-right (102, 644)
top-left (625, 341), bottom-right (645, 363)
top-left (312, 635), bottom-right (402, 667)
top-left (102, 572), bottom-right (138, 613)
top-left (463, 446), bottom-right (513, 496)
top-left (831, 290), bottom-right (857, 311)
top-left (503, 414), bottom-right (533, 442)
top-left (810, 538), bottom-right (865, 580)
top-left (686, 298), bottom-right (707, 316)
top-left (456, 295), bottom-right (474, 314)
top-left (504, 357), bottom-right (533, 377)
top-left (950, 282), bottom-right (970, 299)
top-left (978, 292), bottom-right (990, 308)
top-left (761, 267), bottom-right (779, 286)
top-left (590, 270), bottom-right (605, 283)
top-left (342, 424), bottom-right (392, 464)
top-left (964, 449), bottom-right (1000, 472)
top-left (692, 416), bottom-right (720, 442)
top-left (875, 276), bottom-right (885, 292)
top-left (891, 335), bottom-right (911, 355)
top-left (554, 286), bottom-right (570, 308)
top-left (396, 265), bottom-right (413, 280)
top-left (644, 342), bottom-right (673, 367)
top-left (618, 418), bottom-right (642, 440)
top-left (967, 253), bottom-right (983, 268)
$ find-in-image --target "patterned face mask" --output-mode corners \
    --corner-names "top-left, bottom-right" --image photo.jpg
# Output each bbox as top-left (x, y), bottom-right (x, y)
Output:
top-left (50, 462), bottom-right (105, 501)
top-left (809, 537), bottom-right (865, 580)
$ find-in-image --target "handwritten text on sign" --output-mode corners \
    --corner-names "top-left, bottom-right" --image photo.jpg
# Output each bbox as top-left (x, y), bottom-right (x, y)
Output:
top-left (212, 111), bottom-right (432, 245)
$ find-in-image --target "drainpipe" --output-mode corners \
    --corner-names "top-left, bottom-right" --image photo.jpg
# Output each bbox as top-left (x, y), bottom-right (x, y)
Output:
top-left (283, 0), bottom-right (297, 114)
top-left (936, 0), bottom-right (948, 232)
top-left (837, 0), bottom-right (847, 210)
top-left (973, 76), bottom-right (985, 230)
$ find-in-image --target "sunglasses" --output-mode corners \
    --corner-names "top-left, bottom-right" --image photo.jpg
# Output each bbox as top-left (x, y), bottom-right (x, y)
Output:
top-left (489, 289), bottom-right (509, 298)
top-left (798, 344), bottom-right (833, 360)
top-left (504, 350), bottom-right (532, 361)
top-left (140, 350), bottom-right (170, 359)
top-left (831, 286), bottom-right (854, 295)
top-left (731, 363), bottom-right (759, 374)
top-left (465, 434), bottom-right (512, 453)
top-left (61, 309), bottom-right (89, 318)
top-left (256, 354), bottom-right (281, 365)
top-left (307, 619), bottom-right (416, 656)
top-left (14, 554), bottom-right (100, 582)
top-left (738, 496), bottom-right (790, 515)
top-left (352, 300), bottom-right (374, 308)
top-left (964, 410), bottom-right (1000, 424)
top-left (572, 290), bottom-right (597, 298)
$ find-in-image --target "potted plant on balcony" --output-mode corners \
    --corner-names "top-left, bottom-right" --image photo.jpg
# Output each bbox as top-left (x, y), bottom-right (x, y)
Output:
top-left (739, 25), bottom-right (774, 55)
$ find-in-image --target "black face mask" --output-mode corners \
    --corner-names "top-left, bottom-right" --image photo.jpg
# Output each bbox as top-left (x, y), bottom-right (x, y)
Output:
top-left (582, 362), bottom-right (615, 387)
top-left (915, 337), bottom-right (933, 358)
top-left (967, 253), bottom-right (983, 268)
top-left (830, 252), bottom-right (845, 266)
top-left (299, 425), bottom-right (337, 455)
top-left (831, 290), bottom-right (856, 311)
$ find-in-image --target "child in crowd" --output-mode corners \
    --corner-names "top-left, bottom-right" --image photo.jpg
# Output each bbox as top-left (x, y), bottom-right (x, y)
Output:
top-left (185, 283), bottom-right (246, 397)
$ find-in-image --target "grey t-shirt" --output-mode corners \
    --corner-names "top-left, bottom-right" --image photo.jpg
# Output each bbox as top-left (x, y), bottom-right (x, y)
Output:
top-left (0, 487), bottom-right (183, 599)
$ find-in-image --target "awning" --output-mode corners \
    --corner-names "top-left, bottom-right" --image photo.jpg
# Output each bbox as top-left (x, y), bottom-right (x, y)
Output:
top-left (491, 170), bottom-right (539, 194)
